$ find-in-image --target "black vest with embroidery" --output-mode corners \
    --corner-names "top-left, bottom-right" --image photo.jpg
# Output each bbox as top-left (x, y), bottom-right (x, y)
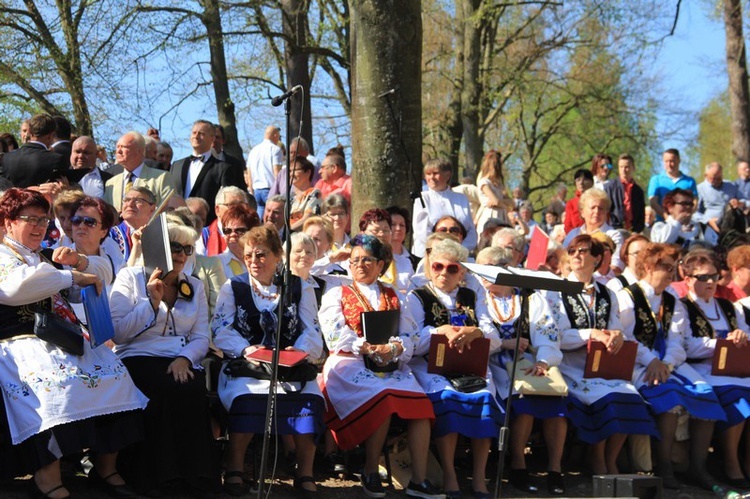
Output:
top-left (412, 286), bottom-right (478, 328)
top-left (681, 296), bottom-right (738, 338)
top-left (561, 281), bottom-right (611, 330)
top-left (0, 248), bottom-right (62, 340)
top-left (625, 284), bottom-right (675, 350)
top-left (491, 292), bottom-right (531, 342)
top-left (230, 274), bottom-right (303, 349)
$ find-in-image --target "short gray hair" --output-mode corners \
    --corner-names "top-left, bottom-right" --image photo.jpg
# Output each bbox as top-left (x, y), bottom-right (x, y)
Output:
top-left (429, 238), bottom-right (468, 262)
top-left (167, 222), bottom-right (198, 246)
top-left (290, 231), bottom-right (318, 259)
top-left (492, 227), bottom-right (524, 252)
top-left (215, 185), bottom-right (249, 207)
top-left (476, 246), bottom-right (513, 267)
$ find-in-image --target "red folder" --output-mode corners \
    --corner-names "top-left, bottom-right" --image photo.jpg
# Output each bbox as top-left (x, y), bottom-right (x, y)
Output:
top-left (584, 340), bottom-right (637, 380)
top-left (524, 227), bottom-right (549, 270)
top-left (245, 348), bottom-right (309, 367)
top-left (712, 339), bottom-right (750, 377)
top-left (427, 334), bottom-right (490, 377)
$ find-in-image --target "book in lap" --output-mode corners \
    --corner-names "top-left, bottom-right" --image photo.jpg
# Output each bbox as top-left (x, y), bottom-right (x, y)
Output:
top-left (712, 339), bottom-right (750, 377)
top-left (245, 348), bottom-right (309, 367)
top-left (428, 334), bottom-right (490, 377)
top-left (361, 309), bottom-right (400, 373)
top-left (584, 340), bottom-right (637, 380)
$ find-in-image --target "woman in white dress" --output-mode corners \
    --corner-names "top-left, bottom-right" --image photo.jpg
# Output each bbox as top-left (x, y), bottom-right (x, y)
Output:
top-left (406, 239), bottom-right (502, 498)
top-left (318, 235), bottom-right (442, 499)
top-left (474, 150), bottom-right (512, 234)
top-left (618, 243), bottom-right (724, 490)
top-left (606, 234), bottom-right (649, 292)
top-left (0, 188), bottom-right (147, 499)
top-left (109, 222), bottom-right (214, 495)
top-left (478, 247), bottom-right (568, 495)
top-left (212, 226), bottom-right (324, 495)
top-left (681, 249), bottom-right (750, 488)
top-left (551, 234), bottom-right (658, 475)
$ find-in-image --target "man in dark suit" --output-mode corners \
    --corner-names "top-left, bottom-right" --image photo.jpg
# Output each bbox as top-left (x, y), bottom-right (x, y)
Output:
top-left (604, 153), bottom-right (646, 233)
top-left (0, 114), bottom-right (68, 187)
top-left (51, 115), bottom-right (73, 165)
top-left (67, 136), bottom-right (112, 198)
top-left (171, 119), bottom-right (245, 224)
top-left (212, 124), bottom-right (246, 181)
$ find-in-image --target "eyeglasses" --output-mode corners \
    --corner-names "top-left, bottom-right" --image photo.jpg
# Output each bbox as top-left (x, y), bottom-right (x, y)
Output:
top-left (16, 215), bottom-right (50, 227)
top-left (244, 251), bottom-right (268, 261)
top-left (655, 262), bottom-right (675, 273)
top-left (70, 216), bottom-right (100, 228)
top-left (122, 197), bottom-right (154, 207)
top-left (325, 211), bottom-right (347, 219)
top-left (170, 242), bottom-right (194, 255)
top-left (367, 228), bottom-right (391, 236)
top-left (436, 226), bottom-right (462, 235)
top-left (431, 262), bottom-right (461, 275)
top-left (223, 227), bottom-right (248, 236)
top-left (567, 247), bottom-right (591, 256)
top-left (690, 273), bottom-right (720, 283)
top-left (602, 163), bottom-right (613, 170)
top-left (350, 256), bottom-right (377, 267)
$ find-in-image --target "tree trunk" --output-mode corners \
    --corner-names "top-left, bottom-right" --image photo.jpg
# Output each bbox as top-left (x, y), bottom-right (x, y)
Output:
top-left (725, 0), bottom-right (750, 162)
top-left (202, 0), bottom-right (243, 159)
top-left (281, 0), bottom-right (314, 154)
top-left (349, 0), bottom-right (422, 228)
top-left (460, 0), bottom-right (483, 180)
top-left (445, 0), bottom-right (465, 180)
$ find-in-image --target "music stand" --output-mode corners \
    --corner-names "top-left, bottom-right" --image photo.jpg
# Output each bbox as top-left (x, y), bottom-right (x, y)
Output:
top-left (461, 263), bottom-right (583, 498)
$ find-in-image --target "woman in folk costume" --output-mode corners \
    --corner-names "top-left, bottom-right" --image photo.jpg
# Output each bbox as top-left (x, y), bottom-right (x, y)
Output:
top-left (549, 234), bottom-right (658, 474)
top-left (405, 239), bottom-right (502, 498)
top-left (618, 243), bottom-right (724, 490)
top-left (212, 226), bottom-right (324, 496)
top-left (318, 234), bottom-right (442, 499)
top-left (680, 248), bottom-right (750, 488)
top-left (478, 247), bottom-right (568, 495)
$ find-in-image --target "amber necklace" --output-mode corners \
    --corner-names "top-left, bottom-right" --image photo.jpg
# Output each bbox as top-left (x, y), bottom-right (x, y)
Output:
top-left (490, 289), bottom-right (516, 323)
top-left (251, 277), bottom-right (279, 301)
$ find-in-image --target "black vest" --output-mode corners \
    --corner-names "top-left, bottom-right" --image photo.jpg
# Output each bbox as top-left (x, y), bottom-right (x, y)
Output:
top-left (491, 291), bottom-right (531, 342)
top-left (229, 274), bottom-right (303, 349)
top-left (561, 281), bottom-right (612, 330)
top-left (625, 284), bottom-right (675, 350)
top-left (411, 286), bottom-right (478, 328)
top-left (681, 296), bottom-right (738, 338)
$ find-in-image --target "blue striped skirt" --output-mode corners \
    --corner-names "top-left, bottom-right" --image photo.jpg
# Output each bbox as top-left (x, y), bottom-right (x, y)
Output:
top-left (567, 392), bottom-right (659, 444)
top-left (428, 389), bottom-right (503, 439)
top-left (713, 385), bottom-right (750, 431)
top-left (640, 377), bottom-right (726, 421)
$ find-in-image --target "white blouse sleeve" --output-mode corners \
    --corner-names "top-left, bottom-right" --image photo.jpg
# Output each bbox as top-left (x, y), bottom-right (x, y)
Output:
top-left (292, 285), bottom-right (324, 362)
top-left (109, 267), bottom-right (161, 343)
top-left (404, 290), bottom-right (436, 357)
top-left (319, 285), bottom-right (358, 354)
top-left (0, 256), bottom-right (73, 306)
top-left (176, 278), bottom-right (211, 366)
top-left (528, 292), bottom-right (563, 367)
top-left (211, 280), bottom-right (250, 358)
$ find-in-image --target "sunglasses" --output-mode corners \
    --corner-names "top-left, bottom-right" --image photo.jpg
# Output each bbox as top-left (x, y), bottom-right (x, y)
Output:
top-left (691, 273), bottom-right (719, 283)
top-left (70, 216), bottom-right (100, 228)
top-left (431, 262), bottom-right (461, 275)
top-left (170, 242), bottom-right (194, 255)
top-left (567, 247), bottom-right (591, 256)
top-left (223, 227), bottom-right (248, 236)
top-left (436, 226), bottom-right (462, 235)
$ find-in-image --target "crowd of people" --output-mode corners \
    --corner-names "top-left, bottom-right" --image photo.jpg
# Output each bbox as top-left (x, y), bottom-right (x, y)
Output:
top-left (2, 113), bottom-right (750, 499)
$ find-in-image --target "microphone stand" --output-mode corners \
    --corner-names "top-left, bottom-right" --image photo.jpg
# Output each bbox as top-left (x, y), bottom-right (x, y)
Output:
top-left (493, 287), bottom-right (529, 498)
top-left (257, 95), bottom-right (295, 499)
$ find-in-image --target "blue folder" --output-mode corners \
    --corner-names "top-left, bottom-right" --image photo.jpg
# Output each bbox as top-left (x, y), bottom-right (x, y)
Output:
top-left (81, 284), bottom-right (115, 348)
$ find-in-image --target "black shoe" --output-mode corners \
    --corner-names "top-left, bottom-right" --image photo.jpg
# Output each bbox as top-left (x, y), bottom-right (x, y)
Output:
top-left (361, 472), bottom-right (386, 498)
top-left (406, 480), bottom-right (446, 499)
top-left (508, 468), bottom-right (538, 493)
top-left (28, 480), bottom-right (69, 499)
top-left (223, 470), bottom-right (248, 497)
top-left (293, 475), bottom-right (317, 497)
top-left (724, 476), bottom-right (750, 489)
top-left (88, 469), bottom-right (139, 499)
top-left (323, 452), bottom-right (346, 475)
top-left (547, 471), bottom-right (565, 495)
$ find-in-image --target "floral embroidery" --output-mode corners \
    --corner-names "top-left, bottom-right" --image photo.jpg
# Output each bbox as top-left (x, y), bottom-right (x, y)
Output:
top-left (3, 362), bottom-right (129, 398)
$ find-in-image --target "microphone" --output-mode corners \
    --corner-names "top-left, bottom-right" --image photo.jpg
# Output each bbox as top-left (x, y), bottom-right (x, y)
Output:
top-left (271, 85), bottom-right (303, 107)
top-left (378, 85), bottom-right (399, 98)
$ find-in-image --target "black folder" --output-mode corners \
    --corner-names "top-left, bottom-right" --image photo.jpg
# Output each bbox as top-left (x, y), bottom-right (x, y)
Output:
top-left (361, 309), bottom-right (400, 373)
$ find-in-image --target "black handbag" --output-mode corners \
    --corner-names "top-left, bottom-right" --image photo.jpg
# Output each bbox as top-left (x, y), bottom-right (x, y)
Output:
top-left (446, 374), bottom-right (487, 393)
top-left (33, 311), bottom-right (84, 356)
top-left (224, 358), bottom-right (318, 386)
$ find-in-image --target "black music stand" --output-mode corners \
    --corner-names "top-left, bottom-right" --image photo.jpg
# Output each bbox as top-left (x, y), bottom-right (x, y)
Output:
top-left (461, 263), bottom-right (583, 498)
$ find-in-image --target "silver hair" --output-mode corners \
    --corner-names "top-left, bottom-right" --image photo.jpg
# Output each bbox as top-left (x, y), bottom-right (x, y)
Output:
top-left (491, 227), bottom-right (524, 252)
top-left (215, 185), bottom-right (249, 207)
top-left (429, 238), bottom-right (468, 262)
top-left (167, 222), bottom-right (198, 246)
top-left (290, 231), bottom-right (318, 260)
top-left (476, 246), bottom-right (513, 267)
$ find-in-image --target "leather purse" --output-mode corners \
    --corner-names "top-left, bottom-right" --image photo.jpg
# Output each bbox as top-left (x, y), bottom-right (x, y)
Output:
top-left (446, 374), bottom-right (487, 393)
top-left (506, 358), bottom-right (568, 396)
top-left (33, 311), bottom-right (84, 356)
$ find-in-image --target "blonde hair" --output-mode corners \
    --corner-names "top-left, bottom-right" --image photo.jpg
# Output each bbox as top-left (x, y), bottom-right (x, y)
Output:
top-left (303, 216), bottom-right (334, 243)
top-left (167, 223), bottom-right (198, 246)
top-left (430, 238), bottom-right (468, 263)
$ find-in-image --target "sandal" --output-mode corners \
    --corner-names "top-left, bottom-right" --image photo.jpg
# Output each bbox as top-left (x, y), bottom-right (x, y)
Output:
top-left (294, 475), bottom-right (317, 496)
top-left (223, 470), bottom-right (248, 497)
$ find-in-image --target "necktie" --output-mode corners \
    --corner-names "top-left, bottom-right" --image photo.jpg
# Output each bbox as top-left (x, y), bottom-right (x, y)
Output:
top-left (125, 172), bottom-right (136, 194)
